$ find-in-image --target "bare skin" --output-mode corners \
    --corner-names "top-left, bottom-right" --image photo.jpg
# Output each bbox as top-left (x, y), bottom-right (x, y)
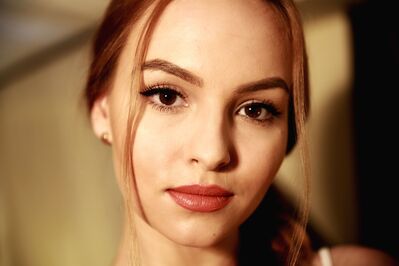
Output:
top-left (312, 245), bottom-right (398, 266)
top-left (93, 0), bottom-right (290, 265)
top-left (90, 0), bottom-right (398, 265)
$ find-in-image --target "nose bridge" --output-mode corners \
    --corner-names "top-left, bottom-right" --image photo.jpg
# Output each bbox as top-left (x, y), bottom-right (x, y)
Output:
top-left (188, 103), bottom-right (232, 171)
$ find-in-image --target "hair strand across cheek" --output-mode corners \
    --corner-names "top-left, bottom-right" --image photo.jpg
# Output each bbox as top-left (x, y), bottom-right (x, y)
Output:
top-left (85, 1), bottom-right (311, 265)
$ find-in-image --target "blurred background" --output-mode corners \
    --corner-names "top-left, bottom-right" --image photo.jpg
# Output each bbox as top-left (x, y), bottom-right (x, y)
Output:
top-left (0, 0), bottom-right (397, 265)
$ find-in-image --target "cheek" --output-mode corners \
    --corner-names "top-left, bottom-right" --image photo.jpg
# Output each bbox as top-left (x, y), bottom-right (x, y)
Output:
top-left (132, 112), bottom-right (184, 185)
top-left (235, 127), bottom-right (287, 203)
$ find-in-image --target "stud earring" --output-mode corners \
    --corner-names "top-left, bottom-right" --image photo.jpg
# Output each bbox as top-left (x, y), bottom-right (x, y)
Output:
top-left (101, 132), bottom-right (111, 145)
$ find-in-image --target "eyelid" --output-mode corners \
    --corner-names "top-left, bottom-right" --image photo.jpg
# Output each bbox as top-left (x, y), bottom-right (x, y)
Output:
top-left (141, 83), bottom-right (187, 99)
top-left (236, 99), bottom-right (264, 110)
top-left (139, 83), bottom-right (189, 113)
top-left (236, 99), bottom-right (282, 116)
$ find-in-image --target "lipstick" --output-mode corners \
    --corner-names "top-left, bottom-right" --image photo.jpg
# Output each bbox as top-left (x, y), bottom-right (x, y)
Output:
top-left (167, 184), bottom-right (234, 212)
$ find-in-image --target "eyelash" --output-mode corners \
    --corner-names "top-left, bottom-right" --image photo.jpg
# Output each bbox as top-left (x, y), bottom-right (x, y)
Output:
top-left (140, 84), bottom-right (187, 113)
top-left (139, 84), bottom-right (282, 124)
top-left (236, 100), bottom-right (282, 125)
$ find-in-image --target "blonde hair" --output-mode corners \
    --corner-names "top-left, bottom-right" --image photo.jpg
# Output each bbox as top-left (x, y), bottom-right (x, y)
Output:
top-left (85, 0), bottom-right (311, 265)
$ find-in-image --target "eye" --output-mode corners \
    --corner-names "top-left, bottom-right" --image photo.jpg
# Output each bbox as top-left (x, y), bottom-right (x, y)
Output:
top-left (140, 85), bottom-right (188, 112)
top-left (237, 100), bottom-right (281, 123)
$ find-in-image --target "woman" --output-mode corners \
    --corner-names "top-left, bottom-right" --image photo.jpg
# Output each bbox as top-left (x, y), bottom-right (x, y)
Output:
top-left (85, 0), bottom-right (397, 265)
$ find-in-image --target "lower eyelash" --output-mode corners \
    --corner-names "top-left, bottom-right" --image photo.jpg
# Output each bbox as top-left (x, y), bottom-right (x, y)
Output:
top-left (140, 84), bottom-right (186, 113)
top-left (148, 102), bottom-right (181, 113)
top-left (237, 100), bottom-right (282, 126)
top-left (140, 87), bottom-right (283, 122)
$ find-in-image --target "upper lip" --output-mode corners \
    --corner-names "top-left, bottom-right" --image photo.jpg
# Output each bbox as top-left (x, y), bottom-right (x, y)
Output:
top-left (167, 184), bottom-right (234, 197)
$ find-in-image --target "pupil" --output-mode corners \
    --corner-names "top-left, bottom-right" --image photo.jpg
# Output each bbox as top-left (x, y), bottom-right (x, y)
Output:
top-left (160, 91), bottom-right (177, 105)
top-left (245, 105), bottom-right (262, 118)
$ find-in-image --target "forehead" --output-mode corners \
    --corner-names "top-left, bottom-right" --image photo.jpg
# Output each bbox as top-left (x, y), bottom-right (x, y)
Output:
top-left (145, 0), bottom-right (292, 86)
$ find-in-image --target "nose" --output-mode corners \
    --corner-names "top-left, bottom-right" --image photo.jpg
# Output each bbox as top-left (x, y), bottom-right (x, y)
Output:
top-left (188, 110), bottom-right (233, 171)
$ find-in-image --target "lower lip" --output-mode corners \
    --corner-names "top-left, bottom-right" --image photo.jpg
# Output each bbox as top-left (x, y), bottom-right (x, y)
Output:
top-left (167, 190), bottom-right (233, 212)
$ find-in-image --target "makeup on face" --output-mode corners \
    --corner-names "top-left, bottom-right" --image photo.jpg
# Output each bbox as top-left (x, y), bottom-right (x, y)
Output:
top-left (166, 184), bottom-right (234, 212)
top-left (140, 59), bottom-right (288, 127)
top-left (106, 0), bottom-right (292, 249)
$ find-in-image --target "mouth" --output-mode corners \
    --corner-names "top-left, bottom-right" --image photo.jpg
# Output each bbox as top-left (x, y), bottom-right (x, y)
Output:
top-left (166, 184), bottom-right (234, 212)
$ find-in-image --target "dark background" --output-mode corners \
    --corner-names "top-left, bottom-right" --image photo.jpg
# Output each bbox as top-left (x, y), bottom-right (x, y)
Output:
top-left (350, 0), bottom-right (399, 259)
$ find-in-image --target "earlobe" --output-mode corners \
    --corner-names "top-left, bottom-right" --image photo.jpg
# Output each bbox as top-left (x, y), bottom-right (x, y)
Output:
top-left (90, 95), bottom-right (113, 145)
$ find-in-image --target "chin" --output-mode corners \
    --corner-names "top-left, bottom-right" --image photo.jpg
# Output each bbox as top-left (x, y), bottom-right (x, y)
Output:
top-left (160, 223), bottom-right (236, 248)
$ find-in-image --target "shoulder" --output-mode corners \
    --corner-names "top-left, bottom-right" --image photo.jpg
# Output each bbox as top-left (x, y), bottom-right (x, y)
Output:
top-left (312, 245), bottom-right (398, 266)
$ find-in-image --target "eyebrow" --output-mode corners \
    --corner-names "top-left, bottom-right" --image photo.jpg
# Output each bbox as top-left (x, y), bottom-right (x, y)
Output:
top-left (234, 77), bottom-right (290, 95)
top-left (142, 58), bottom-right (289, 93)
top-left (142, 59), bottom-right (204, 87)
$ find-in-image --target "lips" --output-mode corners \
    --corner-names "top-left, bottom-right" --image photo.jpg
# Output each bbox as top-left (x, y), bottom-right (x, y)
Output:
top-left (167, 184), bottom-right (234, 212)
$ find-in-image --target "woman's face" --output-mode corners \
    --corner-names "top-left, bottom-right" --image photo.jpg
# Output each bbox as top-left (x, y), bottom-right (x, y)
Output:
top-left (93, 0), bottom-right (292, 248)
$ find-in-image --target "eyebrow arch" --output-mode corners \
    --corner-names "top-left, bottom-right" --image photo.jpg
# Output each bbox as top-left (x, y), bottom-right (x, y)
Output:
top-left (142, 59), bottom-right (289, 93)
top-left (234, 77), bottom-right (290, 95)
top-left (142, 59), bottom-right (204, 87)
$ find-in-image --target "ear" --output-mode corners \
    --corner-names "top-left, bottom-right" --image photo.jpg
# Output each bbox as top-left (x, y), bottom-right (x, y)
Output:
top-left (90, 95), bottom-right (113, 144)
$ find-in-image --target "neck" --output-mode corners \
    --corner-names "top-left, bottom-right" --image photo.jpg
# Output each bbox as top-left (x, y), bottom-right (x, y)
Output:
top-left (113, 214), bottom-right (238, 266)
